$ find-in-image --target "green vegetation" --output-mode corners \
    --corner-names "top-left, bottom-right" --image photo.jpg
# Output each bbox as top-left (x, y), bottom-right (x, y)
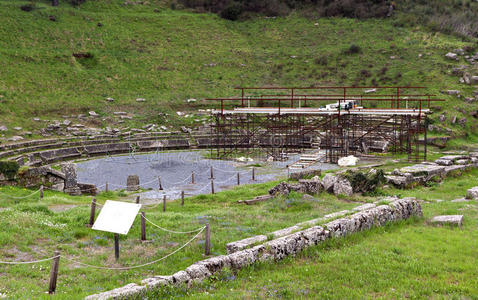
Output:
top-left (143, 168), bottom-right (478, 299)
top-left (0, 160), bottom-right (19, 179)
top-left (0, 0), bottom-right (477, 140)
top-left (0, 180), bottom-right (358, 298)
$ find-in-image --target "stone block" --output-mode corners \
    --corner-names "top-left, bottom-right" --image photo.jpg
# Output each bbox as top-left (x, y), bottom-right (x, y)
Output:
top-left (126, 175), bottom-right (140, 191)
top-left (171, 270), bottom-right (191, 285)
top-left (185, 263), bottom-right (211, 282)
top-left (322, 174), bottom-right (337, 192)
top-left (466, 186), bottom-right (478, 199)
top-left (430, 215), bottom-right (463, 226)
top-left (85, 283), bottom-right (147, 300)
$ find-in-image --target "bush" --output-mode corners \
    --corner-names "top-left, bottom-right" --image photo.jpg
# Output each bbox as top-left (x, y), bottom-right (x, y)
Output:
top-left (0, 161), bottom-right (19, 180)
top-left (20, 3), bottom-right (35, 12)
top-left (342, 169), bottom-right (385, 193)
top-left (344, 44), bottom-right (362, 55)
top-left (220, 3), bottom-right (244, 21)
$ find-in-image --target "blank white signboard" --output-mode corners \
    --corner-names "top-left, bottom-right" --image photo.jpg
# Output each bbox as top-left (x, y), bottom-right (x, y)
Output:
top-left (92, 200), bottom-right (142, 235)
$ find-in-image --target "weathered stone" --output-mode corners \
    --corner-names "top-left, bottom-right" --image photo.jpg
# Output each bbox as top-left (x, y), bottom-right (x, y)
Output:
top-left (466, 186), bottom-right (478, 199)
top-left (0, 125), bottom-right (7, 131)
top-left (400, 164), bottom-right (445, 180)
top-left (61, 163), bottom-right (81, 195)
top-left (446, 90), bottom-right (460, 95)
top-left (269, 181), bottom-right (293, 196)
top-left (333, 178), bottom-right (353, 196)
top-left (445, 52), bottom-right (458, 60)
top-left (226, 235), bottom-right (267, 254)
top-left (353, 203), bottom-right (376, 211)
top-left (171, 270), bottom-right (191, 285)
top-left (297, 179), bottom-right (322, 194)
top-left (430, 215), bottom-right (463, 226)
top-left (322, 174), bottom-right (337, 192)
top-left (126, 175), bottom-right (140, 191)
top-left (88, 111), bottom-right (99, 117)
top-left (141, 276), bottom-right (170, 288)
top-left (435, 159), bottom-right (453, 166)
top-left (184, 263), bottom-right (211, 282)
top-left (85, 283), bottom-right (147, 300)
top-left (197, 255), bottom-right (231, 273)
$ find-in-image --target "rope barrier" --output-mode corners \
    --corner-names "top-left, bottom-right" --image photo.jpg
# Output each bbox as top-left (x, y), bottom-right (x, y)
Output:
top-left (142, 216), bottom-right (204, 234)
top-left (61, 227), bottom-right (205, 270)
top-left (0, 255), bottom-right (60, 265)
top-left (0, 188), bottom-right (41, 199)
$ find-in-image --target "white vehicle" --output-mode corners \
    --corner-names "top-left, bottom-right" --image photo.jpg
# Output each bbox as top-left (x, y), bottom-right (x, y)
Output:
top-left (325, 99), bottom-right (361, 110)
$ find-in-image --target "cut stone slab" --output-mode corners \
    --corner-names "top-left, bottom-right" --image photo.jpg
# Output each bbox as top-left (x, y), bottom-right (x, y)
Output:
top-left (430, 215), bottom-right (463, 226)
top-left (451, 198), bottom-right (469, 203)
top-left (400, 164), bottom-right (445, 179)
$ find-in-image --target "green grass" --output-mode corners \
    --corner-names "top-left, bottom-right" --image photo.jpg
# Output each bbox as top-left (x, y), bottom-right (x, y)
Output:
top-left (143, 169), bottom-right (478, 299)
top-left (0, 180), bottom-right (358, 299)
top-left (0, 0), bottom-right (477, 140)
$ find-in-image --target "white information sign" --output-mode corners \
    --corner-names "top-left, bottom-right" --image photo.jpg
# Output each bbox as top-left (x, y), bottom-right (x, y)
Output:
top-left (92, 200), bottom-right (142, 235)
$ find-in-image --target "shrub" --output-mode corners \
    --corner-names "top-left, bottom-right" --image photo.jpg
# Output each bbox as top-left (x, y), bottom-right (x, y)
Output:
top-left (342, 169), bottom-right (385, 193)
top-left (0, 161), bottom-right (19, 180)
top-left (20, 3), bottom-right (36, 12)
top-left (344, 44), bottom-right (362, 55)
top-left (220, 3), bottom-right (244, 20)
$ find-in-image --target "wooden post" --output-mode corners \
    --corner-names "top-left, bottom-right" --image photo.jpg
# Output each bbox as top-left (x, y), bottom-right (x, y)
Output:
top-left (88, 198), bottom-right (96, 227)
top-left (210, 166), bottom-right (214, 179)
top-left (162, 195), bottom-right (166, 212)
top-left (48, 250), bottom-right (60, 294)
top-left (114, 234), bottom-right (119, 260)
top-left (136, 196), bottom-right (140, 204)
top-left (252, 167), bottom-right (255, 181)
top-left (211, 179), bottom-right (214, 194)
top-left (204, 223), bottom-right (211, 256)
top-left (191, 172), bottom-right (195, 184)
top-left (141, 212), bottom-right (146, 241)
top-left (237, 172), bottom-right (240, 185)
top-left (158, 177), bottom-right (163, 190)
top-left (40, 185), bottom-right (44, 199)
top-left (181, 191), bottom-right (184, 206)
top-left (105, 182), bottom-right (109, 193)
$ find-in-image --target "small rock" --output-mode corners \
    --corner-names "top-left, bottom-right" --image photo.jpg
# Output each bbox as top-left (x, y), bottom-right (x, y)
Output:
top-left (466, 186), bottom-right (478, 199)
top-left (446, 90), bottom-right (460, 95)
top-left (33, 118), bottom-right (41, 122)
top-left (106, 97), bottom-right (114, 102)
top-left (63, 120), bottom-right (71, 126)
top-left (430, 215), bottom-right (463, 226)
top-left (445, 52), bottom-right (458, 60)
top-left (13, 127), bottom-right (22, 131)
top-left (113, 112), bottom-right (127, 115)
top-left (136, 98), bottom-right (146, 102)
top-left (89, 111), bottom-right (99, 117)
top-left (0, 125), bottom-right (7, 131)
top-left (8, 136), bottom-right (23, 142)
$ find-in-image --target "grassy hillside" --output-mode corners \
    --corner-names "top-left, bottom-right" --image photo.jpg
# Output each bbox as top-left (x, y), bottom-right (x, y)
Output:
top-left (0, 0), bottom-right (477, 140)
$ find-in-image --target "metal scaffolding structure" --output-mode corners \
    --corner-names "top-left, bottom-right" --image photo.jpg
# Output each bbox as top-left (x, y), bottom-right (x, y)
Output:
top-left (207, 86), bottom-right (444, 163)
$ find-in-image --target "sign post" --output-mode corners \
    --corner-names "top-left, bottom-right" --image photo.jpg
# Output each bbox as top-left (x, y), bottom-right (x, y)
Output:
top-left (92, 200), bottom-right (142, 260)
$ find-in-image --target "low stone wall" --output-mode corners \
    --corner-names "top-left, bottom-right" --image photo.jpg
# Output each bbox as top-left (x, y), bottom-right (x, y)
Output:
top-left (385, 153), bottom-right (478, 188)
top-left (86, 197), bottom-right (422, 300)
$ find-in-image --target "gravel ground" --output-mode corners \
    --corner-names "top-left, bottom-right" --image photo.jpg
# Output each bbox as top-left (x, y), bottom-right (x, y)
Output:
top-left (76, 150), bottom-right (336, 201)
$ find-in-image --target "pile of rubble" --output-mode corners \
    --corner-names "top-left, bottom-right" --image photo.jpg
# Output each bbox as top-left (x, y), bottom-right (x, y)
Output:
top-left (269, 169), bottom-right (384, 197)
top-left (385, 153), bottom-right (478, 188)
top-left (86, 198), bottom-right (422, 300)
